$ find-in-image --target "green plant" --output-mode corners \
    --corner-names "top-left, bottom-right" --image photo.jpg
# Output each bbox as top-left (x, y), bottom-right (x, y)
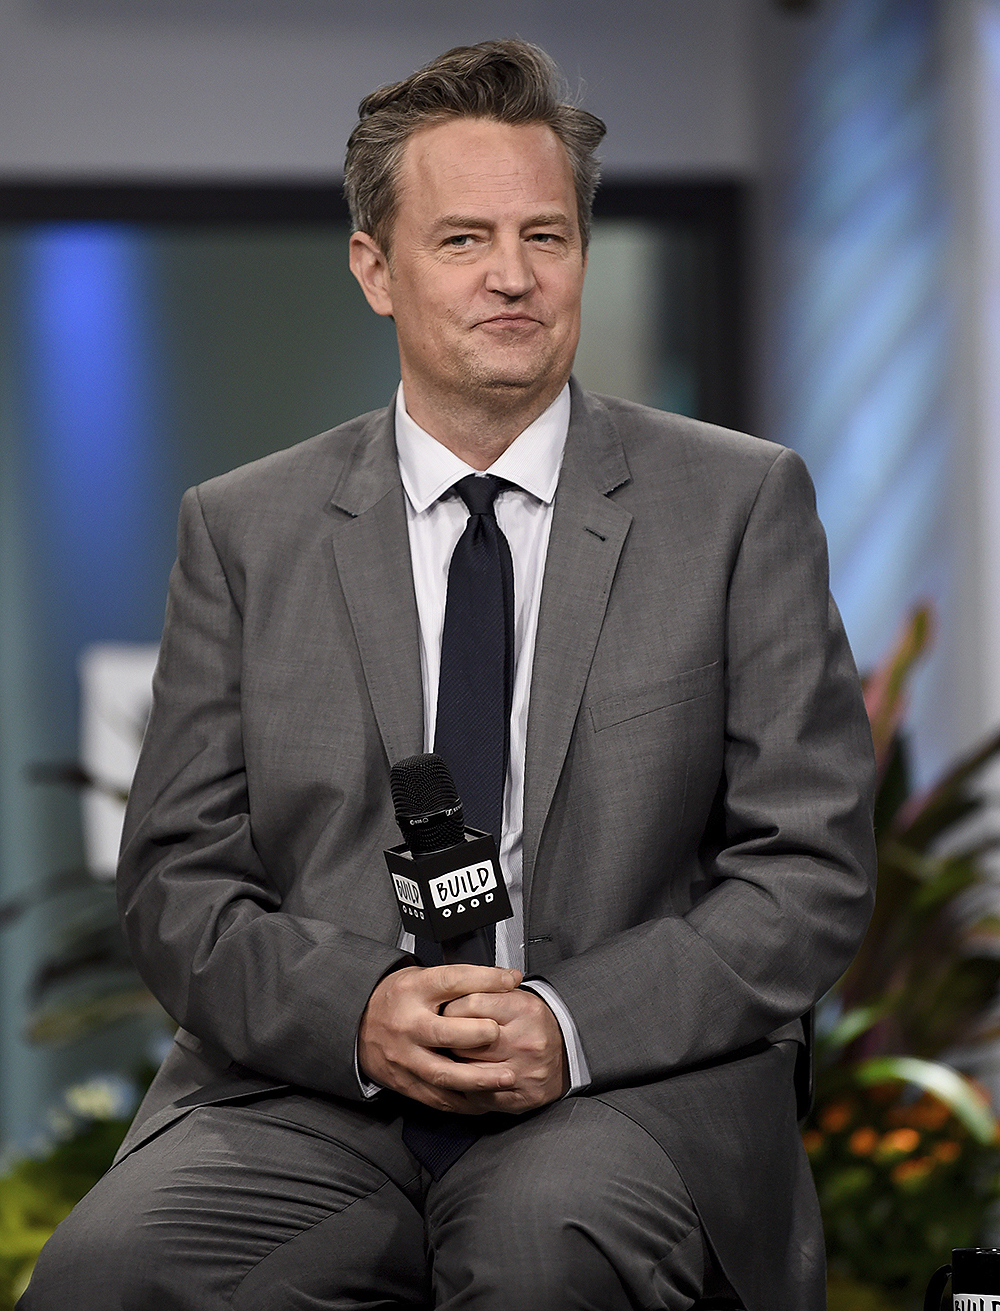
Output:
top-left (1, 765), bottom-right (165, 1047)
top-left (0, 1078), bottom-right (138, 1309)
top-left (0, 774), bottom-right (171, 1097)
top-left (805, 606), bottom-right (1000, 1308)
top-left (0, 769), bottom-right (167, 1306)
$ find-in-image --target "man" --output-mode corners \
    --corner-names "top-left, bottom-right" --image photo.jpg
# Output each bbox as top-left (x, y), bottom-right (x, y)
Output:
top-left (21, 38), bottom-right (876, 1311)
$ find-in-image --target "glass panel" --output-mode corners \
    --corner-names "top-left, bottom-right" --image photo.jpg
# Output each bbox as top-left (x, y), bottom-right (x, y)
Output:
top-left (576, 218), bottom-right (702, 417)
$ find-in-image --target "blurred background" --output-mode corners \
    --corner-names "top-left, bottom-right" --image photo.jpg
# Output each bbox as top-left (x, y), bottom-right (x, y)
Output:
top-left (2, 0), bottom-right (1000, 1304)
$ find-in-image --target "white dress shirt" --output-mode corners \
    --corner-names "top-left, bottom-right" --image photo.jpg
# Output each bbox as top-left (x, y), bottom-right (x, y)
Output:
top-left (394, 383), bottom-right (590, 1092)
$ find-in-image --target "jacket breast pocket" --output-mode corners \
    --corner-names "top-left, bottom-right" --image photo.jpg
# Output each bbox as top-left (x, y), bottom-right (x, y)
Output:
top-left (589, 661), bottom-right (720, 733)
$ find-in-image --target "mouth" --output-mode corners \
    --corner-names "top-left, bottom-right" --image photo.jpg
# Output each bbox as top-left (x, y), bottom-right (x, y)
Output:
top-left (476, 313), bottom-right (541, 330)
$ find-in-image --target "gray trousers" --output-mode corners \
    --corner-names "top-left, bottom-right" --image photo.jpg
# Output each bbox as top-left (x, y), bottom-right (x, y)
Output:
top-left (19, 1091), bottom-right (725, 1310)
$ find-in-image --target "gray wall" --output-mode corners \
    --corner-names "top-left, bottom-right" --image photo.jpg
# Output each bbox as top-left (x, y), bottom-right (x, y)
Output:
top-left (0, 0), bottom-right (763, 179)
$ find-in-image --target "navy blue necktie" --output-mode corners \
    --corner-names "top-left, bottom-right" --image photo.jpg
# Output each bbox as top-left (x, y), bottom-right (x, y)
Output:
top-left (402, 474), bottom-right (515, 1178)
top-left (434, 473), bottom-right (514, 858)
top-left (413, 473), bottom-right (514, 971)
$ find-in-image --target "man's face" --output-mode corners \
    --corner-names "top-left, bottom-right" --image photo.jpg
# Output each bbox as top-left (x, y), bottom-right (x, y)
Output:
top-left (351, 117), bottom-right (587, 424)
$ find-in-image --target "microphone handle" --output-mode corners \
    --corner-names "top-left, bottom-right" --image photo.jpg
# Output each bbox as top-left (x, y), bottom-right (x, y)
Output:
top-left (441, 928), bottom-right (493, 967)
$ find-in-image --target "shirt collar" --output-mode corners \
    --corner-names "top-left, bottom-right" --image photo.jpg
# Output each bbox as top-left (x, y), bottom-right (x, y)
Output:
top-left (394, 383), bottom-right (570, 514)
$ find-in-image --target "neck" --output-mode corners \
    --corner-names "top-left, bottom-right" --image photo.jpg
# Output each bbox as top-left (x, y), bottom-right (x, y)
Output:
top-left (401, 377), bottom-right (567, 470)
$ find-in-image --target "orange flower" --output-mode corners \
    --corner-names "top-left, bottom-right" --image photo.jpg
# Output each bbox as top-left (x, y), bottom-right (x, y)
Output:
top-left (912, 1096), bottom-right (951, 1130)
top-left (888, 1093), bottom-right (951, 1131)
top-left (891, 1155), bottom-right (935, 1184)
top-left (877, 1127), bottom-right (921, 1157)
top-left (933, 1140), bottom-right (961, 1163)
top-left (801, 1130), bottom-right (823, 1155)
top-left (819, 1102), bottom-right (852, 1133)
top-left (848, 1127), bottom-right (879, 1156)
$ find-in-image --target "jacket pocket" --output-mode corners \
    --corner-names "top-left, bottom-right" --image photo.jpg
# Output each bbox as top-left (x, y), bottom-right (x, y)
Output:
top-left (589, 661), bottom-right (720, 733)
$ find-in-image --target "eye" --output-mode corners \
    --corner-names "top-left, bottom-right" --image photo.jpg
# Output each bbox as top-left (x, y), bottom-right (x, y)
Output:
top-left (444, 234), bottom-right (475, 248)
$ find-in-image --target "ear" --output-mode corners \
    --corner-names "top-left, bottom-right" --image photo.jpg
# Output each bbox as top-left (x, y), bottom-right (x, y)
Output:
top-left (349, 232), bottom-right (394, 318)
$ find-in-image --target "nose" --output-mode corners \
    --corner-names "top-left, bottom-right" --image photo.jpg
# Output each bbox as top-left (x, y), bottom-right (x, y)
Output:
top-left (484, 236), bottom-right (534, 299)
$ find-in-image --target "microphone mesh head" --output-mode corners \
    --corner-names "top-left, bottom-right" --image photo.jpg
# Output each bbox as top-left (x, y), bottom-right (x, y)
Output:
top-left (390, 753), bottom-right (465, 853)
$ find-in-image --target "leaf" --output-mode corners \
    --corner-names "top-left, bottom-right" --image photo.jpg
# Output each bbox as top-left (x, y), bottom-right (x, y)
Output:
top-left (25, 762), bottom-right (129, 805)
top-left (24, 987), bottom-right (164, 1046)
top-left (29, 932), bottom-right (136, 1003)
top-left (892, 956), bottom-right (1000, 1057)
top-left (894, 726), bottom-right (1000, 847)
top-left (907, 857), bottom-right (980, 917)
top-left (26, 882), bottom-right (141, 1020)
top-left (0, 868), bottom-right (100, 931)
top-left (854, 1056), bottom-right (998, 1144)
top-left (961, 914), bottom-right (1000, 950)
top-left (819, 1003), bottom-right (893, 1056)
top-left (863, 606), bottom-right (933, 775)
top-left (872, 739), bottom-right (913, 838)
top-left (827, 1274), bottom-right (907, 1311)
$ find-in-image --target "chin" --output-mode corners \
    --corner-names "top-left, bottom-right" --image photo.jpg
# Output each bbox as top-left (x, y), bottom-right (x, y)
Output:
top-left (470, 377), bottom-right (549, 410)
top-left (465, 358), bottom-right (559, 396)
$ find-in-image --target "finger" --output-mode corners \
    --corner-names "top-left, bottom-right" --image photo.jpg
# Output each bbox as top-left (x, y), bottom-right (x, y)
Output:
top-left (463, 1086), bottom-right (541, 1115)
top-left (462, 1091), bottom-right (521, 1115)
top-left (409, 1049), bottom-right (517, 1099)
top-left (394, 1079), bottom-right (478, 1115)
top-left (425, 1014), bottom-right (501, 1051)
top-left (374, 1037), bottom-right (516, 1112)
top-left (405, 1084), bottom-right (504, 1116)
top-left (461, 1072), bottom-right (566, 1116)
top-left (422, 965), bottom-right (522, 1003)
top-left (441, 990), bottom-right (525, 1022)
top-left (451, 1042), bottom-right (508, 1062)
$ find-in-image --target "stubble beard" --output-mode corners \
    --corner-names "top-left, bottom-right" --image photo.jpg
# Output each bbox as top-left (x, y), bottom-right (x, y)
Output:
top-left (455, 333), bottom-right (572, 416)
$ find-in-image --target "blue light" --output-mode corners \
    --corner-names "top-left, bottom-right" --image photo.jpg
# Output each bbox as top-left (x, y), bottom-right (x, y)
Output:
top-left (19, 224), bottom-right (169, 644)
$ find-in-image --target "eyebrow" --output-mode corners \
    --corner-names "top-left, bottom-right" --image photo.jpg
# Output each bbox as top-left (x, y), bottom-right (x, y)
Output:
top-left (434, 212), bottom-right (573, 231)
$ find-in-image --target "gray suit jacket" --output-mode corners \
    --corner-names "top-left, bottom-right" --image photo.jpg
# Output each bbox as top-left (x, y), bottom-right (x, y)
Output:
top-left (116, 382), bottom-right (877, 1309)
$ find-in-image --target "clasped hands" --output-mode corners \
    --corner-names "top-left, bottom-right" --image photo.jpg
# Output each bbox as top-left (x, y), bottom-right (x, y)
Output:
top-left (358, 964), bottom-right (568, 1115)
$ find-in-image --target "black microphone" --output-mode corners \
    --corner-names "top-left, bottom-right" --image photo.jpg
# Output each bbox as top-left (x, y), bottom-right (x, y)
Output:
top-left (385, 753), bottom-right (513, 966)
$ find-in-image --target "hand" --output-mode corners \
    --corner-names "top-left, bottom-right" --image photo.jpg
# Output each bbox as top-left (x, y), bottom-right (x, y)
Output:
top-left (442, 986), bottom-right (569, 1114)
top-left (358, 964), bottom-right (523, 1113)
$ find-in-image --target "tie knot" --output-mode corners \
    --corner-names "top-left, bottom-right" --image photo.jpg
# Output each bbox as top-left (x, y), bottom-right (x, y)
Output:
top-left (454, 473), bottom-right (503, 519)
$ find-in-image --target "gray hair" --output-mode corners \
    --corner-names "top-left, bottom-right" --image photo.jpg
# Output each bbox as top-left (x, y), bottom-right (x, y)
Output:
top-left (344, 38), bottom-right (606, 256)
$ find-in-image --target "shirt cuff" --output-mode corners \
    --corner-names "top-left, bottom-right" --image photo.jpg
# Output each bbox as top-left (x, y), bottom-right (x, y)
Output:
top-left (521, 978), bottom-right (592, 1093)
top-left (354, 1038), bottom-right (382, 1099)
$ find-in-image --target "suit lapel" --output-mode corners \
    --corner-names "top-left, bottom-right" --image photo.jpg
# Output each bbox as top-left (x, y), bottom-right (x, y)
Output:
top-left (326, 405), bottom-right (425, 770)
top-left (522, 386), bottom-right (633, 905)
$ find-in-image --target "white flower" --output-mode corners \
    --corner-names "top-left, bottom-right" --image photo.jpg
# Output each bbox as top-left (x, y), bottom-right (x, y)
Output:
top-left (63, 1075), bottom-right (137, 1121)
